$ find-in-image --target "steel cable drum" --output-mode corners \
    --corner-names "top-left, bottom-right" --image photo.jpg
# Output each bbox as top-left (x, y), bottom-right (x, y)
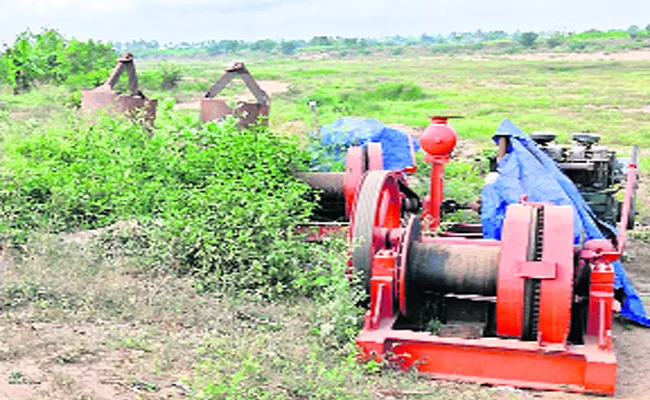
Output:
top-left (408, 242), bottom-right (500, 296)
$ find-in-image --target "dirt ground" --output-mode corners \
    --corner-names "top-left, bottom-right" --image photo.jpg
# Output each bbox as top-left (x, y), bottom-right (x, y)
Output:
top-left (0, 229), bottom-right (648, 400)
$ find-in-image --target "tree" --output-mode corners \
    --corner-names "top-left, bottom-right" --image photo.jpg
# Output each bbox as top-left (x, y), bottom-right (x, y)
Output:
top-left (343, 38), bottom-right (359, 47)
top-left (309, 36), bottom-right (333, 46)
top-left (280, 41), bottom-right (297, 55)
top-left (220, 40), bottom-right (240, 54)
top-left (0, 28), bottom-right (116, 92)
top-left (486, 30), bottom-right (508, 41)
top-left (251, 39), bottom-right (276, 54)
top-left (206, 42), bottom-right (221, 56)
top-left (628, 25), bottom-right (641, 39)
top-left (518, 32), bottom-right (539, 47)
top-left (546, 36), bottom-right (563, 49)
top-left (420, 33), bottom-right (434, 44)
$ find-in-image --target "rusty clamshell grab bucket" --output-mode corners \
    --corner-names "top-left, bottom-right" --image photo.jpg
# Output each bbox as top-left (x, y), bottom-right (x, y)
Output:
top-left (199, 62), bottom-right (270, 128)
top-left (81, 53), bottom-right (157, 126)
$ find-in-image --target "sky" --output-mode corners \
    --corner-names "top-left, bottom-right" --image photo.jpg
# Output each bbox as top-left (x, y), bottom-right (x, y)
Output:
top-left (1, 0), bottom-right (649, 44)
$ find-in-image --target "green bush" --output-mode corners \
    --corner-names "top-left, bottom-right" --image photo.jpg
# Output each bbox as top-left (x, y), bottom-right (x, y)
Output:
top-left (369, 82), bottom-right (425, 101)
top-left (0, 109), bottom-right (319, 298)
top-left (0, 29), bottom-right (116, 92)
top-left (159, 62), bottom-right (183, 90)
top-left (517, 32), bottom-right (539, 48)
top-left (546, 37), bottom-right (564, 49)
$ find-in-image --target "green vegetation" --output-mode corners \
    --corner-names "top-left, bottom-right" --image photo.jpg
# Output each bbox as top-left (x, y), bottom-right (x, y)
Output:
top-left (0, 108), bottom-right (328, 298)
top-left (0, 29), bottom-right (116, 92)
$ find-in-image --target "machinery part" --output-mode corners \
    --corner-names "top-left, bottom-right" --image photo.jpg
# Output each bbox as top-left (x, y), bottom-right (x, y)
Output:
top-left (81, 53), bottom-right (157, 126)
top-left (398, 215), bottom-right (419, 316)
top-left (573, 132), bottom-right (601, 145)
top-left (297, 172), bottom-right (345, 195)
top-left (366, 142), bottom-right (384, 171)
top-left (351, 171), bottom-right (402, 292)
top-left (297, 142), bottom-right (387, 223)
top-left (528, 132), bottom-right (634, 228)
top-left (200, 62), bottom-right (270, 128)
top-left (530, 132), bottom-right (557, 145)
top-left (295, 172), bottom-right (346, 221)
top-left (344, 146), bottom-right (368, 219)
top-left (521, 207), bottom-right (543, 341)
top-left (616, 145), bottom-right (639, 252)
top-left (625, 145), bottom-right (639, 230)
top-left (420, 116), bottom-right (458, 230)
top-left (408, 242), bottom-right (499, 296)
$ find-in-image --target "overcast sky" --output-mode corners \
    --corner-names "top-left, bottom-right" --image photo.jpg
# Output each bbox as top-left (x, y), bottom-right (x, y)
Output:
top-left (1, 0), bottom-right (649, 44)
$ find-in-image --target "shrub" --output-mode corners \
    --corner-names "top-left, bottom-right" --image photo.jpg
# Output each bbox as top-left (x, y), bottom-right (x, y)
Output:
top-left (367, 82), bottom-right (425, 101)
top-left (0, 109), bottom-right (318, 298)
top-left (281, 41), bottom-right (298, 55)
top-left (159, 62), bottom-right (183, 90)
top-left (517, 32), bottom-right (539, 48)
top-left (546, 36), bottom-right (564, 49)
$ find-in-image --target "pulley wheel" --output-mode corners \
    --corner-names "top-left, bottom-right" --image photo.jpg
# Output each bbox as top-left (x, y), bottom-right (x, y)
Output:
top-left (351, 170), bottom-right (402, 293)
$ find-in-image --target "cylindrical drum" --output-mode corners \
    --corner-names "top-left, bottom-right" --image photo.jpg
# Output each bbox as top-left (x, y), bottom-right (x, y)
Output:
top-left (296, 172), bottom-right (346, 221)
top-left (409, 242), bottom-right (500, 296)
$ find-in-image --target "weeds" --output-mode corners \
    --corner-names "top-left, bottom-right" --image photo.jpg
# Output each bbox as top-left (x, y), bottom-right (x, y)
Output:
top-left (8, 371), bottom-right (33, 385)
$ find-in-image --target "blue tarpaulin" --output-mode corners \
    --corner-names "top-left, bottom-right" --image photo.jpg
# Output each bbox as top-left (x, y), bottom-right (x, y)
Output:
top-left (481, 119), bottom-right (649, 327)
top-left (311, 117), bottom-right (419, 171)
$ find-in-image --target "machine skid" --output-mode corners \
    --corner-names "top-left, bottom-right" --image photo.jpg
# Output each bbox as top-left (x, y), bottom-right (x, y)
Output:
top-left (357, 326), bottom-right (616, 395)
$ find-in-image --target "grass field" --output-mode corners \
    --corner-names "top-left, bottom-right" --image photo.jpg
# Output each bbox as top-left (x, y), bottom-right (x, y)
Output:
top-left (1, 53), bottom-right (649, 399)
top-left (156, 56), bottom-right (650, 150)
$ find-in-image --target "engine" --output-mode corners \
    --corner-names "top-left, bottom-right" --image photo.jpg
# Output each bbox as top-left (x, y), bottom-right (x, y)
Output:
top-left (530, 132), bottom-right (634, 228)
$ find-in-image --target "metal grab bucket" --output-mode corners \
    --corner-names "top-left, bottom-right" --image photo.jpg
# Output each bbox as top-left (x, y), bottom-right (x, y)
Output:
top-left (199, 62), bottom-right (270, 128)
top-left (80, 53), bottom-right (157, 126)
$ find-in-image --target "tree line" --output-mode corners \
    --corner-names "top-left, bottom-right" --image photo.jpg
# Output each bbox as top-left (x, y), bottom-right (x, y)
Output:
top-left (111, 25), bottom-right (650, 56)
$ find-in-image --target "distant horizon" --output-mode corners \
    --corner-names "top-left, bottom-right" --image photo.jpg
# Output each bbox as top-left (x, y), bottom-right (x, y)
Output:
top-left (2, 0), bottom-right (650, 45)
top-left (3, 24), bottom-right (648, 46)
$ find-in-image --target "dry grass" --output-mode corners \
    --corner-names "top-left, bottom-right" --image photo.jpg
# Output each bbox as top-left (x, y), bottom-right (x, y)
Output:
top-left (0, 230), bottom-right (560, 400)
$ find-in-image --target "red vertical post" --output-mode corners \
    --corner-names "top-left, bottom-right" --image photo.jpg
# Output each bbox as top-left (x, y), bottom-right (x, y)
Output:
top-left (423, 156), bottom-right (448, 230)
top-left (419, 116), bottom-right (458, 231)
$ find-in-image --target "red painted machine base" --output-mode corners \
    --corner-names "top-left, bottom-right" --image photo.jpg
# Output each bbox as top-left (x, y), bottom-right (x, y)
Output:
top-left (357, 320), bottom-right (616, 396)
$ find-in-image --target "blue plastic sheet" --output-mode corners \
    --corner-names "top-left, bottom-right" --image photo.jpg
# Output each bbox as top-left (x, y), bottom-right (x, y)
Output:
top-left (481, 119), bottom-right (649, 327)
top-left (311, 117), bottom-right (419, 171)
